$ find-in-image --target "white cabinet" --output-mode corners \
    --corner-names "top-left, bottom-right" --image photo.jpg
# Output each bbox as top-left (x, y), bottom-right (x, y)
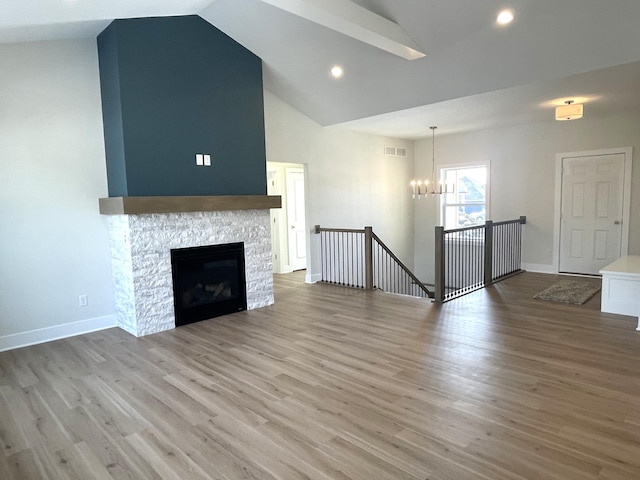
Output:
top-left (600, 256), bottom-right (640, 330)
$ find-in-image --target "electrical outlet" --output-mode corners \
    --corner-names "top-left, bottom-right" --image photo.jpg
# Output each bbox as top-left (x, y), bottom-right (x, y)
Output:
top-left (79, 295), bottom-right (88, 307)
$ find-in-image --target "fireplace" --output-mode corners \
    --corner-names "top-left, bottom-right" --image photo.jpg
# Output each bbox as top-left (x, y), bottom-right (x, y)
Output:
top-left (96, 15), bottom-right (281, 337)
top-left (102, 208), bottom-right (277, 337)
top-left (171, 242), bottom-right (247, 326)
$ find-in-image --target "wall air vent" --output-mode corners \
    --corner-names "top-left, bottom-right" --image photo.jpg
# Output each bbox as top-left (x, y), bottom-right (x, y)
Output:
top-left (384, 145), bottom-right (407, 157)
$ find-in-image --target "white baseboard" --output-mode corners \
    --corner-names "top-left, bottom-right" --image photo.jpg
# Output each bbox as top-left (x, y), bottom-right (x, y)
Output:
top-left (0, 315), bottom-right (117, 353)
top-left (306, 273), bottom-right (322, 284)
top-left (522, 263), bottom-right (555, 274)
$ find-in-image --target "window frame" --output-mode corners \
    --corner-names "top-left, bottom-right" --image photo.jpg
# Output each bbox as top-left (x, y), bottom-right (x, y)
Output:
top-left (437, 161), bottom-right (491, 230)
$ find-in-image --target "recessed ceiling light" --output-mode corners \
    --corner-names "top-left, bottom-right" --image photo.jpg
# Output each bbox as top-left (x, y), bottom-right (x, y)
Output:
top-left (330, 65), bottom-right (344, 79)
top-left (496, 9), bottom-right (514, 25)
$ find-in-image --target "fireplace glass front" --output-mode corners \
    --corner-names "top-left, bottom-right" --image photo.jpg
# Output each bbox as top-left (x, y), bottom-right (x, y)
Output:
top-left (170, 242), bottom-right (247, 326)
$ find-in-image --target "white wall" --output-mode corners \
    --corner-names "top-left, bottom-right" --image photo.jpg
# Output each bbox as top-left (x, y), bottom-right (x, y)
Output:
top-left (0, 40), bottom-right (416, 349)
top-left (413, 110), bottom-right (640, 282)
top-left (0, 39), bottom-right (115, 348)
top-left (0, 42), bottom-right (417, 348)
top-left (264, 91), bottom-right (415, 282)
top-left (7, 39), bottom-right (637, 348)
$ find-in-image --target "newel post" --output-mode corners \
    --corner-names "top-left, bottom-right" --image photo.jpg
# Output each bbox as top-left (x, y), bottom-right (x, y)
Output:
top-left (364, 226), bottom-right (374, 290)
top-left (434, 226), bottom-right (445, 303)
top-left (484, 220), bottom-right (494, 286)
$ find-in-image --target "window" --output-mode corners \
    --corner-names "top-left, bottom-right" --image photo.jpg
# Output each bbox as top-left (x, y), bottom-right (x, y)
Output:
top-left (440, 164), bottom-right (488, 230)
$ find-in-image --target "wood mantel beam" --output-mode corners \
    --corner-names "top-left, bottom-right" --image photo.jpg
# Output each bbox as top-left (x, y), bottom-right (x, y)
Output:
top-left (99, 195), bottom-right (282, 215)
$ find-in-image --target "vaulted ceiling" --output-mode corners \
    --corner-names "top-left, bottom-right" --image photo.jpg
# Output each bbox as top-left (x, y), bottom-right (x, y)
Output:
top-left (3, 0), bottom-right (640, 138)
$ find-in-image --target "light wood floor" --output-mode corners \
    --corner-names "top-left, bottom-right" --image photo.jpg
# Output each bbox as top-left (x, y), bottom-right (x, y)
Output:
top-left (1, 272), bottom-right (639, 479)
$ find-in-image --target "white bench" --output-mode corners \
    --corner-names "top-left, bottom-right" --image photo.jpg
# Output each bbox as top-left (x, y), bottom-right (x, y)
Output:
top-left (600, 255), bottom-right (640, 330)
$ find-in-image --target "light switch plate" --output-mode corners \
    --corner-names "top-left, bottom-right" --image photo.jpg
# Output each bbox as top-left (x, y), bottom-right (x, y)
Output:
top-left (195, 154), bottom-right (204, 166)
top-left (204, 154), bottom-right (211, 166)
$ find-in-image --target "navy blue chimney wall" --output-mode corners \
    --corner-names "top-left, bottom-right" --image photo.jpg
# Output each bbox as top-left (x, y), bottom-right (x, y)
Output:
top-left (97, 15), bottom-right (267, 197)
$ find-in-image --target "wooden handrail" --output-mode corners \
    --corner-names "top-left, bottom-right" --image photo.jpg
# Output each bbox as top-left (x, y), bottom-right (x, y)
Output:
top-left (315, 225), bottom-right (432, 298)
top-left (438, 224), bottom-right (484, 235)
top-left (491, 216), bottom-right (527, 227)
top-left (435, 216), bottom-right (526, 303)
top-left (371, 232), bottom-right (432, 297)
top-left (440, 216), bottom-right (527, 233)
top-left (314, 225), bottom-right (365, 234)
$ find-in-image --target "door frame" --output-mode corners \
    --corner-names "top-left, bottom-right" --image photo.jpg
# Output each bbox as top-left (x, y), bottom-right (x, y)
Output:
top-left (266, 161), bottom-right (309, 275)
top-left (284, 165), bottom-right (307, 271)
top-left (553, 147), bottom-right (633, 274)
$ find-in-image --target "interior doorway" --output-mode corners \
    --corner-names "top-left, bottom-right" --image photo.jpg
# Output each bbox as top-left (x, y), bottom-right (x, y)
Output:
top-left (267, 162), bottom-right (308, 274)
top-left (554, 147), bottom-right (632, 275)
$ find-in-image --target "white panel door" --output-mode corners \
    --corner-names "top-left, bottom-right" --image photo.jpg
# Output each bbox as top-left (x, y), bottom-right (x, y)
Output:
top-left (285, 168), bottom-right (307, 271)
top-left (559, 154), bottom-right (625, 274)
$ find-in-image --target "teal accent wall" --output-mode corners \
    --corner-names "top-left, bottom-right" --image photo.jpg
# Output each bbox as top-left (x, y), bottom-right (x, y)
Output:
top-left (97, 16), bottom-right (267, 197)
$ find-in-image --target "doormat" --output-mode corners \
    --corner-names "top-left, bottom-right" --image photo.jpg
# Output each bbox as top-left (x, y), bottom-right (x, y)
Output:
top-left (533, 279), bottom-right (601, 305)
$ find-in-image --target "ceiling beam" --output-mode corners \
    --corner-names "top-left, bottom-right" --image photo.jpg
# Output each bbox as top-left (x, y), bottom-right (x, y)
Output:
top-left (260, 0), bottom-right (425, 60)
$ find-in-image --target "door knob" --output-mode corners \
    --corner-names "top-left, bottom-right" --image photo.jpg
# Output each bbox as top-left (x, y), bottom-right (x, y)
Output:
top-left (614, 220), bottom-right (621, 225)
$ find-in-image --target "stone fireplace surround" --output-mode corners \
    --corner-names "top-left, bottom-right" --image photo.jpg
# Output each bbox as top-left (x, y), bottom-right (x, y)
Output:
top-left (101, 196), bottom-right (280, 337)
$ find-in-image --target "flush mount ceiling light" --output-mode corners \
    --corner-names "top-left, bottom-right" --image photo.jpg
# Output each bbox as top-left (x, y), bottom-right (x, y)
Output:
top-left (555, 100), bottom-right (584, 121)
top-left (330, 65), bottom-right (344, 78)
top-left (496, 9), bottom-right (515, 25)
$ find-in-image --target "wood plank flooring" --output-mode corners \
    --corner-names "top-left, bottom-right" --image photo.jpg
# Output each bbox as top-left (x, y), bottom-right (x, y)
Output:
top-left (1, 272), bottom-right (639, 479)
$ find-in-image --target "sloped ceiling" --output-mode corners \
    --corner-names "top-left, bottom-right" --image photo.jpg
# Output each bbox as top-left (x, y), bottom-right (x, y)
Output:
top-left (3, 0), bottom-right (640, 138)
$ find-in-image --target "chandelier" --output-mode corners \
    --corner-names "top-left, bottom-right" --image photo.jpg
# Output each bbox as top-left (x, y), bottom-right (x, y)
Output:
top-left (410, 126), bottom-right (454, 198)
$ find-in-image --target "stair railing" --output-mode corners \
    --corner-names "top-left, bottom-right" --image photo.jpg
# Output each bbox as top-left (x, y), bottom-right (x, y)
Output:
top-left (314, 225), bottom-right (432, 298)
top-left (435, 216), bottom-right (526, 302)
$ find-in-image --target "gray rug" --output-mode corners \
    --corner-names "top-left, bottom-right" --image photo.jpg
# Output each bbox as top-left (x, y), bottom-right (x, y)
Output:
top-left (533, 279), bottom-right (601, 305)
